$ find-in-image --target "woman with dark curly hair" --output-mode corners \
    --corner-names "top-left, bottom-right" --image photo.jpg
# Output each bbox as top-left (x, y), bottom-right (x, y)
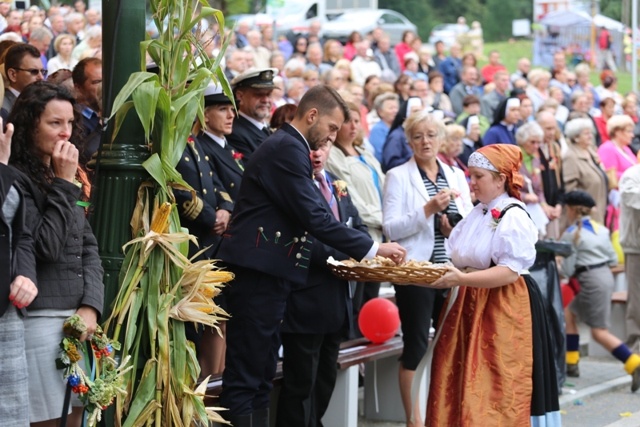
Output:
top-left (9, 81), bottom-right (104, 427)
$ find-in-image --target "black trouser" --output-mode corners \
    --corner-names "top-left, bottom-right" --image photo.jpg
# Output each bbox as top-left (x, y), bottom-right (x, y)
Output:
top-left (220, 266), bottom-right (291, 420)
top-left (276, 332), bottom-right (342, 427)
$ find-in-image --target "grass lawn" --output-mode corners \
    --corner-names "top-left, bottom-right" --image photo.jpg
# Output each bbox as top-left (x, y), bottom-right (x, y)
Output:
top-left (479, 39), bottom-right (636, 94)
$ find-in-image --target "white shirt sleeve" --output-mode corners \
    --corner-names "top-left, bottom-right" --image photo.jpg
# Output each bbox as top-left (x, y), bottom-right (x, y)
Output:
top-left (490, 205), bottom-right (538, 273)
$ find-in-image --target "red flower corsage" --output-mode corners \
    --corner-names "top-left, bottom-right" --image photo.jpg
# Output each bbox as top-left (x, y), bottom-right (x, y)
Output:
top-left (232, 151), bottom-right (244, 161)
top-left (489, 208), bottom-right (502, 229)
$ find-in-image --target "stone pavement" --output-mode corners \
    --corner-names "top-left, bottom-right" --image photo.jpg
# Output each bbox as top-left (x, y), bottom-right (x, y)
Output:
top-left (358, 355), bottom-right (640, 427)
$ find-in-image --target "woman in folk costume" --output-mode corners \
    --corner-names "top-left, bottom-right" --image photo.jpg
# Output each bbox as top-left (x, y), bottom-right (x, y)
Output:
top-left (425, 144), bottom-right (561, 426)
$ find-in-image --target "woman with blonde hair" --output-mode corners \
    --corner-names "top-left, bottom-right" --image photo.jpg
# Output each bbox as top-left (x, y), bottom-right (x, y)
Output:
top-left (598, 114), bottom-right (638, 181)
top-left (437, 123), bottom-right (467, 174)
top-left (526, 68), bottom-right (552, 112)
top-left (322, 39), bottom-right (342, 66)
top-left (47, 34), bottom-right (78, 74)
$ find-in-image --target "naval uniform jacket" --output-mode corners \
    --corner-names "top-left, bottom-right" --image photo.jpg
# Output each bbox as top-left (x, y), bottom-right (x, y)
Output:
top-left (175, 138), bottom-right (234, 260)
top-left (282, 171), bottom-right (368, 335)
top-left (216, 123), bottom-right (374, 286)
top-left (197, 132), bottom-right (244, 202)
top-left (227, 115), bottom-right (269, 164)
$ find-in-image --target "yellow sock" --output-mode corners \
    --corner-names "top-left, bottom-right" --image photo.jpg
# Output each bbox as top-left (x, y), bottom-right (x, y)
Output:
top-left (566, 351), bottom-right (580, 365)
top-left (624, 354), bottom-right (640, 374)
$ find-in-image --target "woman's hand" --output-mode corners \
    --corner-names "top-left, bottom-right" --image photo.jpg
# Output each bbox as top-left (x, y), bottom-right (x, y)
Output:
top-left (75, 305), bottom-right (99, 342)
top-left (430, 265), bottom-right (465, 289)
top-left (51, 140), bottom-right (79, 183)
top-left (439, 213), bottom-right (453, 237)
top-left (9, 275), bottom-right (37, 309)
top-left (0, 119), bottom-right (14, 165)
top-left (424, 189), bottom-right (451, 218)
top-left (213, 209), bottom-right (231, 235)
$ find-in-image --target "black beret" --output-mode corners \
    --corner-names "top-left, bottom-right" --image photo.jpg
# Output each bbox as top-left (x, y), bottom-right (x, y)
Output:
top-left (563, 190), bottom-right (596, 208)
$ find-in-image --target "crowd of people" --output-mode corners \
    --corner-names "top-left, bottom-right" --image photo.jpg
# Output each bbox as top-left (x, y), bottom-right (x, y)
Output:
top-left (1, 2), bottom-right (640, 427)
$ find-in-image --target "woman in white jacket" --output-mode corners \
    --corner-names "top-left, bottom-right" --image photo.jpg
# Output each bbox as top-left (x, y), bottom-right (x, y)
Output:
top-left (383, 110), bottom-right (472, 427)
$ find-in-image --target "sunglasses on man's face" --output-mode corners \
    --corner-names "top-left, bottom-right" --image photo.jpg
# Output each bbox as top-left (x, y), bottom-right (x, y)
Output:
top-left (14, 68), bottom-right (48, 77)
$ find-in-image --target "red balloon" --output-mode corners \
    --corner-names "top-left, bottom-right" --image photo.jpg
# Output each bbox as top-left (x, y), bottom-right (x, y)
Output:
top-left (358, 298), bottom-right (400, 344)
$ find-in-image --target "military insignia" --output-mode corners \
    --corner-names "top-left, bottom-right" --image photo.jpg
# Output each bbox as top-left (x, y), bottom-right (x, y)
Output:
top-left (263, 70), bottom-right (273, 80)
top-left (182, 197), bottom-right (204, 220)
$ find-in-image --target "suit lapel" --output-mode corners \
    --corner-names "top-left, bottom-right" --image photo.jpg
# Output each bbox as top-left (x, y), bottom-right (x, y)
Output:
top-left (199, 133), bottom-right (243, 176)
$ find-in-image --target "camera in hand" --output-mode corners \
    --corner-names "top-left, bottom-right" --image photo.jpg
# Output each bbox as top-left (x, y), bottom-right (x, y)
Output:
top-left (435, 210), bottom-right (463, 229)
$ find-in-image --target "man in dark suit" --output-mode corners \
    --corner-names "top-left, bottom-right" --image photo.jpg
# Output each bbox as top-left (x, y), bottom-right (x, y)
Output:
top-left (197, 83), bottom-right (244, 202)
top-left (227, 68), bottom-right (276, 163)
top-left (217, 85), bottom-right (406, 427)
top-left (1, 44), bottom-right (45, 121)
top-left (276, 140), bottom-right (367, 427)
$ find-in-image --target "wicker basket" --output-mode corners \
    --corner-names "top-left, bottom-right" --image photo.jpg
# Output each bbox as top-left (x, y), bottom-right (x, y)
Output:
top-left (327, 259), bottom-right (448, 285)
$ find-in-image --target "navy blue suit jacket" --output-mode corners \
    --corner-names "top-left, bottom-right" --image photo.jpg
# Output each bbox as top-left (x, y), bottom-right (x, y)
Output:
top-left (227, 115), bottom-right (269, 164)
top-left (216, 123), bottom-right (374, 286)
top-left (282, 171), bottom-right (368, 334)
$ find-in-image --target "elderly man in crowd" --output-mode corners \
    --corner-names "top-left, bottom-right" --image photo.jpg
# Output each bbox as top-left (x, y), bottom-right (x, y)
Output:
top-left (449, 65), bottom-right (482, 116)
top-left (481, 70), bottom-right (509, 120)
top-left (350, 40), bottom-right (382, 86)
top-left (244, 30), bottom-right (270, 69)
top-left (305, 42), bottom-right (331, 75)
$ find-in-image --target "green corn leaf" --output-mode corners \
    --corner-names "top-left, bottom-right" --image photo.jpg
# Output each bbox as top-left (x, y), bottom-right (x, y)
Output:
top-left (142, 154), bottom-right (168, 193)
top-left (109, 72), bottom-right (156, 121)
top-left (132, 81), bottom-right (161, 143)
top-left (122, 360), bottom-right (158, 427)
top-left (110, 101), bottom-right (135, 144)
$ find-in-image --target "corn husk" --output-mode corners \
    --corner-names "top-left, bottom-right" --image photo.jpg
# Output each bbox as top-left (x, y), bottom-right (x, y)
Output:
top-left (103, 0), bottom-right (233, 425)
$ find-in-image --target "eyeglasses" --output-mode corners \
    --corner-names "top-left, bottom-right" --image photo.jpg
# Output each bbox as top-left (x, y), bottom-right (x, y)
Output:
top-left (14, 68), bottom-right (47, 77)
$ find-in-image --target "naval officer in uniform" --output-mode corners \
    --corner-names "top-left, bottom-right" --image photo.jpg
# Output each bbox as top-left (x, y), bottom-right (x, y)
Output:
top-left (227, 68), bottom-right (276, 163)
top-left (196, 83), bottom-right (245, 202)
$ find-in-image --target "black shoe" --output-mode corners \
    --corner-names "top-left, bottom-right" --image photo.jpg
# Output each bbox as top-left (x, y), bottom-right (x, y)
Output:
top-left (631, 366), bottom-right (640, 392)
top-left (567, 363), bottom-right (580, 377)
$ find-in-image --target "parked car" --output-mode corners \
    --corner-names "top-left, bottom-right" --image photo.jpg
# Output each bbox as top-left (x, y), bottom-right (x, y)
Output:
top-left (428, 23), bottom-right (469, 47)
top-left (322, 9), bottom-right (417, 45)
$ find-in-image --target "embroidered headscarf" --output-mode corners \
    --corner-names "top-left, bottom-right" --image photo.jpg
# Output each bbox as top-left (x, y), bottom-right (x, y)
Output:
top-left (468, 144), bottom-right (524, 200)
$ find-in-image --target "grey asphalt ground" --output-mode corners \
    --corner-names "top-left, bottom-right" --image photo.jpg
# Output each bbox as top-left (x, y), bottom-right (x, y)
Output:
top-left (358, 356), bottom-right (640, 427)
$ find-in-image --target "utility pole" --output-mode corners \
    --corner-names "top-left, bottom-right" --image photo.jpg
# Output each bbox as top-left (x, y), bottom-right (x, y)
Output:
top-left (93, 0), bottom-right (149, 320)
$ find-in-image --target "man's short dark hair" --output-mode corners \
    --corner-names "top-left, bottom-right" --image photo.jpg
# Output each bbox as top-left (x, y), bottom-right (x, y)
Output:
top-left (295, 84), bottom-right (349, 122)
top-left (72, 57), bottom-right (102, 87)
top-left (5, 43), bottom-right (40, 73)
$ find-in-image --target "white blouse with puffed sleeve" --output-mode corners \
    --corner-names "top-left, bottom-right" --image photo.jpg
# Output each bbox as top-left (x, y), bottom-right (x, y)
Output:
top-left (447, 192), bottom-right (538, 274)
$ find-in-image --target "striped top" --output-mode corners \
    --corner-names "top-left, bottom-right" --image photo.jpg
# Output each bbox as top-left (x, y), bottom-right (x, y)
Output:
top-left (418, 164), bottom-right (459, 263)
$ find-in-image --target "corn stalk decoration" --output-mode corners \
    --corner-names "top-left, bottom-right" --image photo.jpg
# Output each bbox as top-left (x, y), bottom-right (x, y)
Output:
top-left (102, 0), bottom-right (234, 425)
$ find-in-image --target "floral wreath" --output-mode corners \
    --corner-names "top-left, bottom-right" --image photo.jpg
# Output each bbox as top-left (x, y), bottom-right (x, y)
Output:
top-left (56, 314), bottom-right (132, 426)
top-left (333, 180), bottom-right (348, 200)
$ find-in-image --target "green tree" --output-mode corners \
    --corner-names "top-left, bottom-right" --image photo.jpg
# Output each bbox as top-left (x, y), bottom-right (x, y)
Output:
top-left (380, 0), bottom-right (431, 39)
